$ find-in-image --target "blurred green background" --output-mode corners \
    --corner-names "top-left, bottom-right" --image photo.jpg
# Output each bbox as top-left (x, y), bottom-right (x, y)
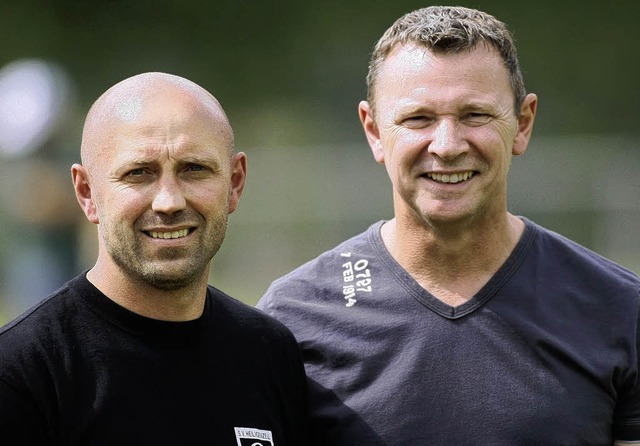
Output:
top-left (0, 0), bottom-right (638, 323)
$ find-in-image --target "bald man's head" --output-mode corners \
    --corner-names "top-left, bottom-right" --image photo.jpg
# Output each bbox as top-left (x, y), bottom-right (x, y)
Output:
top-left (80, 72), bottom-right (234, 175)
top-left (71, 72), bottom-right (247, 296)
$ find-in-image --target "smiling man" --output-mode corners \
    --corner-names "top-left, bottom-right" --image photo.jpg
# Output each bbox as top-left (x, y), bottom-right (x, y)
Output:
top-left (257, 6), bottom-right (640, 445)
top-left (0, 72), bottom-right (309, 445)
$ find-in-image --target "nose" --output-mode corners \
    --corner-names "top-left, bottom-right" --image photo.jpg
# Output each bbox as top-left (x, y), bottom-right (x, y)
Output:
top-left (427, 118), bottom-right (469, 160)
top-left (152, 175), bottom-right (186, 214)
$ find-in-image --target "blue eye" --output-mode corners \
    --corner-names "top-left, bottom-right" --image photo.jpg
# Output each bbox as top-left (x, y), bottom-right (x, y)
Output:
top-left (126, 168), bottom-right (148, 177)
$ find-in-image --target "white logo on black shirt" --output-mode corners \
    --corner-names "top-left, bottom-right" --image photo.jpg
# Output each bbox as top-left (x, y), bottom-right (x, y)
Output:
top-left (234, 427), bottom-right (274, 446)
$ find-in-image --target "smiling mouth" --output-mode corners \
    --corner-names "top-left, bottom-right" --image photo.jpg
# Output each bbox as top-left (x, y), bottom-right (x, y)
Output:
top-left (147, 228), bottom-right (191, 239)
top-left (426, 171), bottom-right (476, 184)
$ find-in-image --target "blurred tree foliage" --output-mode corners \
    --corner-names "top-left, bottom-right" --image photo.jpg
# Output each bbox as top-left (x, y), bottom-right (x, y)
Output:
top-left (0, 0), bottom-right (639, 320)
top-left (1, 0), bottom-right (638, 151)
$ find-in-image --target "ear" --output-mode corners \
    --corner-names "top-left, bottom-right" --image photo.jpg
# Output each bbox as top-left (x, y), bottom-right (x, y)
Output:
top-left (227, 152), bottom-right (247, 214)
top-left (358, 101), bottom-right (385, 164)
top-left (513, 93), bottom-right (538, 156)
top-left (71, 163), bottom-right (99, 224)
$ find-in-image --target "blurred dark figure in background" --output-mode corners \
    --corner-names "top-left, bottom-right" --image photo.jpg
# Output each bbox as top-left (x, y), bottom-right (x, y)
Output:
top-left (0, 59), bottom-right (80, 319)
top-left (258, 6), bottom-right (640, 445)
top-left (0, 72), bottom-right (309, 445)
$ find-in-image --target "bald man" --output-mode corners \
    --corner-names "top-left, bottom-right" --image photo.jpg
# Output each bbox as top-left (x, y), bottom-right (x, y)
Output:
top-left (0, 72), bottom-right (309, 445)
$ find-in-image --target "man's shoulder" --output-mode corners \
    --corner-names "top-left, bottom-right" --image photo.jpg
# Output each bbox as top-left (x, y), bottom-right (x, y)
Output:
top-left (267, 222), bottom-right (380, 292)
top-left (0, 279), bottom-right (80, 346)
top-left (530, 220), bottom-right (640, 288)
top-left (0, 276), bottom-right (86, 384)
top-left (256, 222), bottom-right (384, 320)
top-left (207, 285), bottom-right (298, 341)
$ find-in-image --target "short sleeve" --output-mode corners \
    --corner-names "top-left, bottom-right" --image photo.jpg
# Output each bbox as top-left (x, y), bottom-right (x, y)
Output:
top-left (0, 378), bottom-right (48, 443)
top-left (613, 291), bottom-right (640, 441)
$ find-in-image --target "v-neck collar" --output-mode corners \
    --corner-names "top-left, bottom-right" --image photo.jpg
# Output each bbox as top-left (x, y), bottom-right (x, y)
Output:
top-left (368, 218), bottom-right (537, 319)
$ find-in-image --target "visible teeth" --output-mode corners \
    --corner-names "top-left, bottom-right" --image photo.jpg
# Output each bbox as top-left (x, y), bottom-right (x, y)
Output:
top-left (427, 171), bottom-right (474, 184)
top-left (150, 229), bottom-right (190, 239)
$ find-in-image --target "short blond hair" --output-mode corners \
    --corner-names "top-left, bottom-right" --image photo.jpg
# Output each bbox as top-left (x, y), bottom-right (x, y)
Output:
top-left (366, 6), bottom-right (527, 116)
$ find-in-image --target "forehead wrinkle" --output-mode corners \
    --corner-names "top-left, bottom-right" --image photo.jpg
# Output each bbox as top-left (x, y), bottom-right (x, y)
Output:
top-left (107, 137), bottom-right (228, 178)
top-left (112, 139), bottom-right (223, 166)
top-left (380, 45), bottom-right (513, 119)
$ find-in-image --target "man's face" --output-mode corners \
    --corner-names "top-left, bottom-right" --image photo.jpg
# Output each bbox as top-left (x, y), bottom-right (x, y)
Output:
top-left (360, 44), bottom-right (535, 228)
top-left (86, 91), bottom-right (244, 290)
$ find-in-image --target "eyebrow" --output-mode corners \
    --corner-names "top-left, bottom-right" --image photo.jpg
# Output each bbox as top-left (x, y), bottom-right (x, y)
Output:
top-left (179, 155), bottom-right (223, 167)
top-left (112, 153), bottom-right (225, 175)
top-left (395, 100), bottom-right (497, 116)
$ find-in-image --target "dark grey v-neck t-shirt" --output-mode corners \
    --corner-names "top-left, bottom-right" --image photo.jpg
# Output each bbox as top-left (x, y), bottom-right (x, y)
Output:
top-left (258, 218), bottom-right (640, 445)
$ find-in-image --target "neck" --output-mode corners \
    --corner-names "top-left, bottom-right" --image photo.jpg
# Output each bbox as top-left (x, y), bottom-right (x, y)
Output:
top-left (382, 212), bottom-right (524, 306)
top-left (86, 262), bottom-right (209, 321)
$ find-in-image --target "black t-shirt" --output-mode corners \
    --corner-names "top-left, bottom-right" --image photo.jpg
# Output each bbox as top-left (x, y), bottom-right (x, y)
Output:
top-left (259, 218), bottom-right (640, 445)
top-left (0, 273), bottom-right (309, 445)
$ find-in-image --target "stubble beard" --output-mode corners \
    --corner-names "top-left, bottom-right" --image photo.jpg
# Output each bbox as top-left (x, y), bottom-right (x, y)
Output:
top-left (105, 214), bottom-right (228, 291)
